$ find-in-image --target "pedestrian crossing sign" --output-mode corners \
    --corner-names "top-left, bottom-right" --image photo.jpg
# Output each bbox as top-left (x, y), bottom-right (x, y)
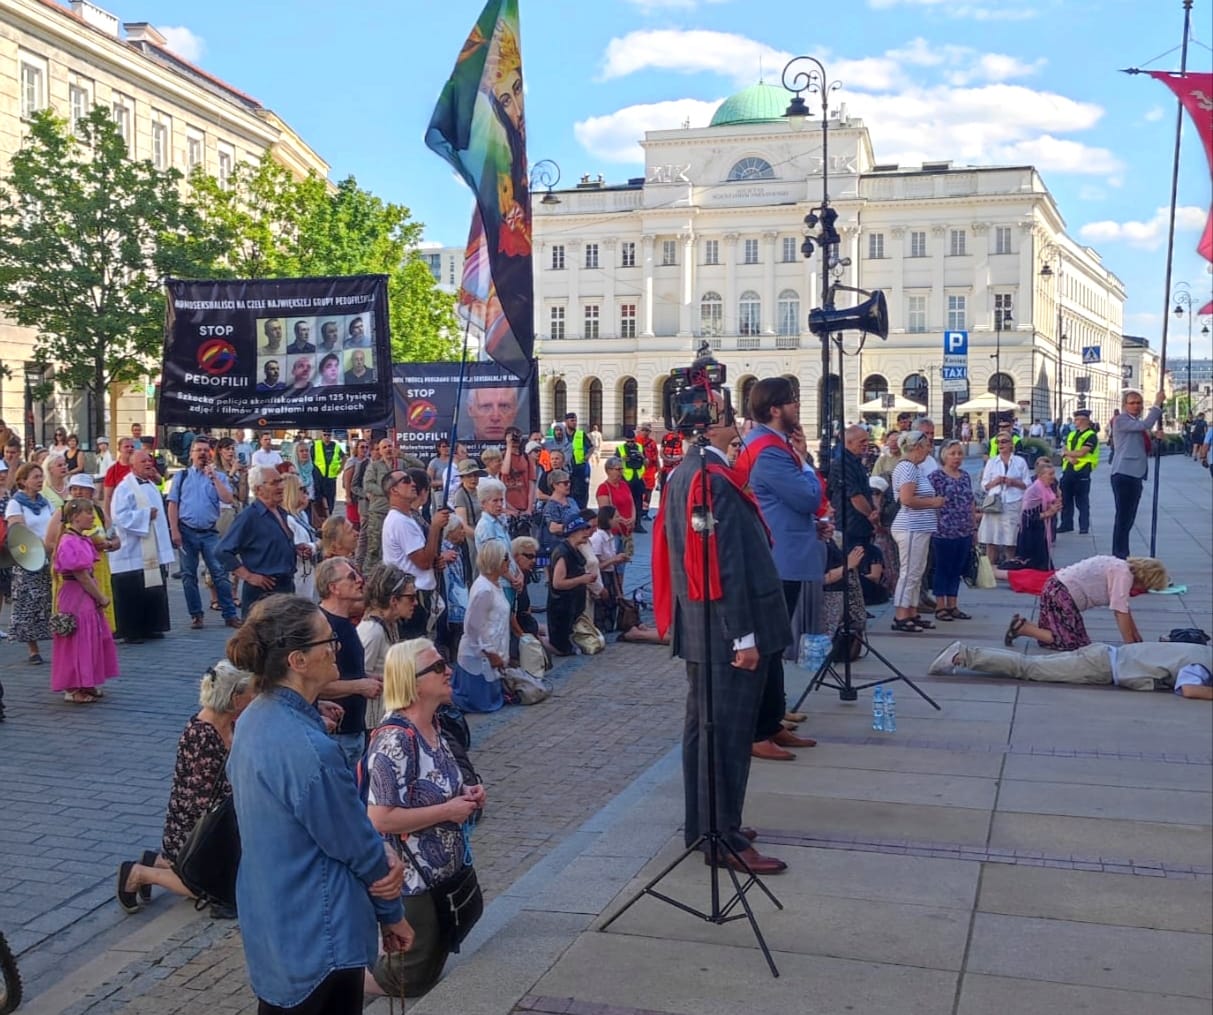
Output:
top-left (1082, 346), bottom-right (1101, 364)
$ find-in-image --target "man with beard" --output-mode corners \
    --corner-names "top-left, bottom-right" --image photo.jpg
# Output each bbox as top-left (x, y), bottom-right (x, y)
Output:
top-left (109, 450), bottom-right (176, 642)
top-left (655, 389), bottom-right (791, 874)
top-left (256, 360), bottom-right (286, 393)
top-left (735, 377), bottom-right (821, 761)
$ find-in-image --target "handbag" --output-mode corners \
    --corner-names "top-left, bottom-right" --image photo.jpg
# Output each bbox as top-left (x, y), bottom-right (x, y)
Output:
top-left (572, 614), bottom-right (606, 655)
top-left (48, 612), bottom-right (78, 636)
top-left (975, 555), bottom-right (997, 590)
top-left (979, 492), bottom-right (1004, 514)
top-left (499, 665), bottom-right (552, 705)
top-left (172, 768), bottom-right (240, 909)
top-left (397, 838), bottom-right (483, 954)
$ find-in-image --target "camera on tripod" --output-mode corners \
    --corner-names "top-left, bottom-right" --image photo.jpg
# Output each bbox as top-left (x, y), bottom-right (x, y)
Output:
top-left (663, 342), bottom-right (732, 433)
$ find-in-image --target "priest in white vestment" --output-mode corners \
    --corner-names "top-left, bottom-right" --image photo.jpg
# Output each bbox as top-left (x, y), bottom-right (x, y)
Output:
top-left (109, 451), bottom-right (175, 642)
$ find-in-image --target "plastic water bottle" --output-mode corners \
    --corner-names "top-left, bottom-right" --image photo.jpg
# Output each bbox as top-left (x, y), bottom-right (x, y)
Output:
top-left (871, 686), bottom-right (884, 731)
top-left (883, 689), bottom-right (897, 733)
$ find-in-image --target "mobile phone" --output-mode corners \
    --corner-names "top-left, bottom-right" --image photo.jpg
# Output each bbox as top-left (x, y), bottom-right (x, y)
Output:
top-left (238, 451), bottom-right (248, 465)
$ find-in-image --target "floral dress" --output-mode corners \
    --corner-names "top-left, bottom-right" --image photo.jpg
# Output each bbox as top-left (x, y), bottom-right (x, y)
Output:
top-left (161, 716), bottom-right (229, 862)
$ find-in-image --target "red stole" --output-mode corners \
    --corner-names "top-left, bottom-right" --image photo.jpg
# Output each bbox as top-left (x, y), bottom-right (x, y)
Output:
top-left (652, 456), bottom-right (771, 639)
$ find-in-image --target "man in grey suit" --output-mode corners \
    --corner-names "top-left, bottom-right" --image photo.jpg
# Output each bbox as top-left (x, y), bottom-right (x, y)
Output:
top-left (660, 390), bottom-right (792, 875)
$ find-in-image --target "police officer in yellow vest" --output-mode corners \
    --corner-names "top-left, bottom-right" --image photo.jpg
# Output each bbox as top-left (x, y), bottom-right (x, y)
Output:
top-left (562, 412), bottom-right (591, 509)
top-left (1057, 407), bottom-right (1098, 534)
top-left (619, 430), bottom-right (649, 534)
top-left (312, 429), bottom-right (345, 518)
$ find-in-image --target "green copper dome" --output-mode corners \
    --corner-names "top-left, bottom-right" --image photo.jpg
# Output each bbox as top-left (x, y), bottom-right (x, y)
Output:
top-left (709, 83), bottom-right (790, 127)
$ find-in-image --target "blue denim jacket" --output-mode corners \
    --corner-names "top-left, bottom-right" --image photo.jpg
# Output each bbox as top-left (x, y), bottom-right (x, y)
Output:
top-left (227, 687), bottom-right (404, 1007)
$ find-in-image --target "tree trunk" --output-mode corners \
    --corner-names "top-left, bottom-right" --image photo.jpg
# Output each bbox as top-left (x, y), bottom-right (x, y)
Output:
top-left (93, 359), bottom-right (106, 450)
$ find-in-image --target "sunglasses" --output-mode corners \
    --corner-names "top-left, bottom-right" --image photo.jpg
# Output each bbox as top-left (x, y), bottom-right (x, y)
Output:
top-left (416, 658), bottom-right (451, 679)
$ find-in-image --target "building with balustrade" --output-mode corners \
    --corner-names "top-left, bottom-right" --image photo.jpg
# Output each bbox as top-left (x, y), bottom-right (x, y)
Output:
top-left (533, 82), bottom-right (1126, 438)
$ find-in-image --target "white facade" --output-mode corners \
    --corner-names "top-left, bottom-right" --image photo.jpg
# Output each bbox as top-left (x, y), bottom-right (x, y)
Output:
top-left (532, 85), bottom-right (1126, 439)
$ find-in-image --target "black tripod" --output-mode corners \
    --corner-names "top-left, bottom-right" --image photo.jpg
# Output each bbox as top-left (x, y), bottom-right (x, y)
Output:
top-left (793, 321), bottom-right (940, 713)
top-left (601, 439), bottom-right (783, 976)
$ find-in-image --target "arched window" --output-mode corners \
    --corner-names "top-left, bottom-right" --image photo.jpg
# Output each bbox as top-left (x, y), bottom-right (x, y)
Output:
top-left (553, 379), bottom-right (567, 421)
top-left (777, 289), bottom-right (800, 336)
top-left (699, 291), bottom-right (723, 336)
top-left (903, 372), bottom-right (929, 411)
top-left (587, 378), bottom-right (603, 429)
top-left (988, 372), bottom-right (1014, 401)
top-left (738, 290), bottom-right (761, 336)
top-left (621, 377), bottom-right (638, 434)
top-left (819, 374), bottom-right (841, 433)
top-left (727, 157), bottom-right (775, 181)
top-left (862, 374), bottom-right (889, 405)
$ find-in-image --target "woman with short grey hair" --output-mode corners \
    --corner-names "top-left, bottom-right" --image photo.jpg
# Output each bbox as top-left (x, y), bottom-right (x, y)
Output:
top-left (117, 661), bottom-right (254, 914)
top-left (474, 477), bottom-right (520, 601)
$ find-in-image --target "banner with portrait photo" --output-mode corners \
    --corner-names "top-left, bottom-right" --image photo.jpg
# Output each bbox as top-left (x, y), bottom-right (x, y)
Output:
top-left (393, 361), bottom-right (537, 459)
top-left (159, 275), bottom-right (392, 429)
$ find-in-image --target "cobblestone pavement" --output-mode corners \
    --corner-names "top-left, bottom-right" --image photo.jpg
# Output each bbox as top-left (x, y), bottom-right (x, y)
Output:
top-left (0, 507), bottom-right (685, 1013)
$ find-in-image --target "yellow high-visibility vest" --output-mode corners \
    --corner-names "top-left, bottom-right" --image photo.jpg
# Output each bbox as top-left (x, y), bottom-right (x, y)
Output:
top-left (1063, 428), bottom-right (1099, 473)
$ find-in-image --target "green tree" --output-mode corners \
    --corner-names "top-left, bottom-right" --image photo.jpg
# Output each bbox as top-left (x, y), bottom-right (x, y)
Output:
top-left (188, 158), bottom-right (460, 362)
top-left (0, 107), bottom-right (210, 440)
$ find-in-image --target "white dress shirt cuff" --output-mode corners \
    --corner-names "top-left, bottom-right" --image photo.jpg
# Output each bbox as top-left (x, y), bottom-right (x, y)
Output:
top-left (732, 633), bottom-right (756, 651)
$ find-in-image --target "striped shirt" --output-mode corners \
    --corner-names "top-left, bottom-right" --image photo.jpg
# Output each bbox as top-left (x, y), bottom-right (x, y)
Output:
top-left (890, 460), bottom-right (938, 533)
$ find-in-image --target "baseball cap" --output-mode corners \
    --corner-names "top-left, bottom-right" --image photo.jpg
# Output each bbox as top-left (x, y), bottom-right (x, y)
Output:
top-left (456, 459), bottom-right (486, 477)
top-left (564, 516), bottom-right (590, 536)
top-left (97, 435), bottom-right (110, 445)
top-left (525, 440), bottom-right (543, 453)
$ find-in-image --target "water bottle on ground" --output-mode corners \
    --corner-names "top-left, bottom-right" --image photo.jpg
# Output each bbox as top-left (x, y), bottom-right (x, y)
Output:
top-left (872, 686), bottom-right (884, 731)
top-left (883, 689), bottom-right (896, 733)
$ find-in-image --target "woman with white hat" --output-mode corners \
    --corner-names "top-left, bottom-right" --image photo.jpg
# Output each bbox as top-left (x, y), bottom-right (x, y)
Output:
top-left (44, 472), bottom-right (120, 633)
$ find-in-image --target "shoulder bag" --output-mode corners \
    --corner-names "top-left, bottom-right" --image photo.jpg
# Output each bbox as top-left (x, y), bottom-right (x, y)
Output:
top-left (172, 766), bottom-right (240, 910)
top-left (980, 460), bottom-right (1007, 514)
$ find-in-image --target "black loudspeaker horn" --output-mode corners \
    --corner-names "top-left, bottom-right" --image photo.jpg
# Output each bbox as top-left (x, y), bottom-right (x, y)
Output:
top-left (808, 290), bottom-right (889, 339)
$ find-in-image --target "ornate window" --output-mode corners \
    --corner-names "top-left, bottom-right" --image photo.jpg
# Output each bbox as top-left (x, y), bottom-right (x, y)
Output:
top-left (738, 291), bottom-right (761, 336)
top-left (699, 291), bottom-right (723, 336)
top-left (777, 290), bottom-right (800, 336)
top-left (727, 157), bottom-right (775, 181)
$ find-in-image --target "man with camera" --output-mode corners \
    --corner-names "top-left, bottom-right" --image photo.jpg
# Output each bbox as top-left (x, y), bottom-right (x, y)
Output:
top-left (166, 437), bottom-right (240, 630)
top-left (501, 426), bottom-right (537, 531)
top-left (658, 388), bottom-right (792, 875)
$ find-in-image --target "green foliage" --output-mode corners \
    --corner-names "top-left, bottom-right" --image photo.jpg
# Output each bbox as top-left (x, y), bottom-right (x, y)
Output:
top-left (188, 158), bottom-right (460, 362)
top-left (0, 107), bottom-right (211, 437)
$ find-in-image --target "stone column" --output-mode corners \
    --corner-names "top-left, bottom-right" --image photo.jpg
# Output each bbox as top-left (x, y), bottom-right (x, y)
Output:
top-left (679, 232), bottom-right (695, 336)
top-left (931, 224), bottom-right (947, 332)
top-left (762, 231), bottom-right (778, 334)
top-left (889, 226), bottom-right (905, 339)
top-left (971, 221), bottom-right (990, 330)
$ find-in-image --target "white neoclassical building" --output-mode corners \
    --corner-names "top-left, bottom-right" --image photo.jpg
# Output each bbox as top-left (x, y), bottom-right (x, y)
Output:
top-left (533, 83), bottom-right (1126, 438)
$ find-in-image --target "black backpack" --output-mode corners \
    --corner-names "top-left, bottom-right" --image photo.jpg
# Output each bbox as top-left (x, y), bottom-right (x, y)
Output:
top-left (624, 442), bottom-right (645, 471)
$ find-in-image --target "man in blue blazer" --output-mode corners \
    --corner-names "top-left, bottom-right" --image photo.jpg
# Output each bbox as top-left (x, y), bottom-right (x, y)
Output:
top-left (736, 377), bottom-right (823, 760)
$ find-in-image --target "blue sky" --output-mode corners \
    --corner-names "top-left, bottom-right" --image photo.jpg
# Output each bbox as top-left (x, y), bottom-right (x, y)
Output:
top-left (117, 0), bottom-right (1212, 358)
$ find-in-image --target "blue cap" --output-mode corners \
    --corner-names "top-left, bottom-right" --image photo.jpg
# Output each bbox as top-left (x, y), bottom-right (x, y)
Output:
top-left (564, 516), bottom-right (590, 536)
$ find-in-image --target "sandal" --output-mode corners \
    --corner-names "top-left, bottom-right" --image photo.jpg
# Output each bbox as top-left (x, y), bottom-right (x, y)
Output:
top-left (64, 691), bottom-right (96, 704)
top-left (951, 609), bottom-right (973, 620)
top-left (935, 609), bottom-right (955, 621)
top-left (1004, 614), bottom-right (1026, 647)
top-left (891, 618), bottom-right (923, 633)
top-left (913, 617), bottom-right (935, 629)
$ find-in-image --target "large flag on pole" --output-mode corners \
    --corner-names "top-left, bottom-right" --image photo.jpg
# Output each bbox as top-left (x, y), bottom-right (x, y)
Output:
top-left (426, 0), bottom-right (533, 378)
top-left (1147, 71), bottom-right (1213, 313)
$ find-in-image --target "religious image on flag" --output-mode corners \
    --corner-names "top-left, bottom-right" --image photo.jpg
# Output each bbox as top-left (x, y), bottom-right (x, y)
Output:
top-left (427, 0), bottom-right (533, 378)
top-left (1147, 71), bottom-right (1213, 311)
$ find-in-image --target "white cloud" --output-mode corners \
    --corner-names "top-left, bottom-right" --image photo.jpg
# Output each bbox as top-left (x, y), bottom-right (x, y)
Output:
top-left (1143, 105), bottom-right (1166, 122)
top-left (601, 30), bottom-right (792, 86)
top-left (867, 0), bottom-right (1038, 19)
top-left (158, 25), bottom-right (205, 63)
top-left (1079, 206), bottom-right (1207, 249)
top-left (574, 98), bottom-right (722, 162)
top-left (624, 0), bottom-right (729, 10)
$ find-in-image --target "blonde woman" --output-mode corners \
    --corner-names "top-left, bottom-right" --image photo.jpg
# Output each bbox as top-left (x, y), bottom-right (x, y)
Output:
top-left (1006, 556), bottom-right (1169, 651)
top-left (282, 472), bottom-right (320, 601)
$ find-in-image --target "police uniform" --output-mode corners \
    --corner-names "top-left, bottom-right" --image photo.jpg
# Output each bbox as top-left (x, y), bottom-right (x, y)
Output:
top-left (1057, 412), bottom-right (1098, 533)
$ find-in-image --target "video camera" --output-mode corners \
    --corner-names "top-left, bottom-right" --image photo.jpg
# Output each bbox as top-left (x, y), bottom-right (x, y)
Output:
top-left (663, 343), bottom-right (732, 434)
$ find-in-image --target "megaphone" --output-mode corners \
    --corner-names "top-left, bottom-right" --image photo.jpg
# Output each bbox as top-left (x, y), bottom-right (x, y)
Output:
top-left (808, 290), bottom-right (889, 340)
top-left (1, 522), bottom-right (46, 571)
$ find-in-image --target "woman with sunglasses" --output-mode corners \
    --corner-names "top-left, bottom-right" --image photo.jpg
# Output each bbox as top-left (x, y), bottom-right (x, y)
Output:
top-left (226, 594), bottom-right (413, 1014)
top-left (928, 439), bottom-right (978, 621)
top-left (364, 639), bottom-right (487, 999)
top-left (358, 565), bottom-right (419, 731)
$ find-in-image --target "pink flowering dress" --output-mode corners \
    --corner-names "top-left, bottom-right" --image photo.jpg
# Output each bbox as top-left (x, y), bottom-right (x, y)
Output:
top-left (51, 531), bottom-right (120, 694)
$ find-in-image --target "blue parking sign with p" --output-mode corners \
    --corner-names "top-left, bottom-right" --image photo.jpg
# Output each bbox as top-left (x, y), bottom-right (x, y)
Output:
top-left (944, 331), bottom-right (968, 355)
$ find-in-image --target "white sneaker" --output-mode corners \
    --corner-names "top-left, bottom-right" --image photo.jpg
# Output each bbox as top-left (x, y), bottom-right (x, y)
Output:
top-left (928, 640), bottom-right (964, 676)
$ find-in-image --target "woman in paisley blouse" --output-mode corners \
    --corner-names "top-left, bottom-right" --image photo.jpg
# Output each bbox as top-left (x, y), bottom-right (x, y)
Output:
top-left (928, 440), bottom-right (978, 621)
top-left (116, 661), bottom-right (254, 914)
top-left (364, 638), bottom-right (487, 998)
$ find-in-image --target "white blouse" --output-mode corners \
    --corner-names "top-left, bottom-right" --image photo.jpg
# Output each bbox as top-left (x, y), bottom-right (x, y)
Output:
top-left (980, 453), bottom-right (1031, 507)
top-left (5, 498), bottom-right (54, 541)
top-left (457, 575), bottom-right (511, 677)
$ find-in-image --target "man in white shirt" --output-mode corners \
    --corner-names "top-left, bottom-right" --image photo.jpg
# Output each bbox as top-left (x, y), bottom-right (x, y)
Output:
top-left (250, 432), bottom-right (283, 469)
top-left (109, 451), bottom-right (176, 643)
top-left (381, 468), bottom-right (450, 594)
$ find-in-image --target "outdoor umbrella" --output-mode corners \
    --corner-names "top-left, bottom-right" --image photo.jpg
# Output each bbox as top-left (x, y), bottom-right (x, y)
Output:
top-left (858, 395), bottom-right (927, 413)
top-left (954, 392), bottom-right (1019, 413)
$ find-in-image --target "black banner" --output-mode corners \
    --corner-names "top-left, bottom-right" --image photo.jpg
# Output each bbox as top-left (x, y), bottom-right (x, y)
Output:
top-left (393, 361), bottom-right (538, 460)
top-left (159, 275), bottom-right (393, 429)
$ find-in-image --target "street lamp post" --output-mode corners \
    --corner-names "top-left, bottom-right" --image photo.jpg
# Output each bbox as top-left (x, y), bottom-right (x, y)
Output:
top-left (1173, 282), bottom-right (1195, 420)
top-left (782, 55), bottom-right (842, 459)
top-left (1039, 255), bottom-right (1065, 439)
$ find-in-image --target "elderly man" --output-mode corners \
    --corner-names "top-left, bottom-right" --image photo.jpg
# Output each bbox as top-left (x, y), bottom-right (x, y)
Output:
top-left (216, 465), bottom-right (301, 616)
top-left (1109, 388), bottom-right (1165, 559)
top-left (830, 425), bottom-right (880, 552)
top-left (166, 437), bottom-right (239, 630)
top-left (109, 450), bottom-right (176, 643)
top-left (736, 377), bottom-right (822, 760)
top-left (315, 556), bottom-right (383, 770)
top-left (464, 386), bottom-right (520, 442)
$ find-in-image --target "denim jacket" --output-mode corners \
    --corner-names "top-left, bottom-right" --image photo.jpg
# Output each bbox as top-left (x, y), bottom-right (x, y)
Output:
top-left (227, 687), bottom-right (404, 1007)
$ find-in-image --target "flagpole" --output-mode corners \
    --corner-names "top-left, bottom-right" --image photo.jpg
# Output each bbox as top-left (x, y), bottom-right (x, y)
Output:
top-left (1147, 0), bottom-right (1193, 557)
top-left (441, 315), bottom-right (476, 509)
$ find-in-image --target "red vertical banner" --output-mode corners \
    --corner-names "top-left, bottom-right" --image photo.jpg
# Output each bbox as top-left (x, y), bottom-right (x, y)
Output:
top-left (1147, 71), bottom-right (1213, 273)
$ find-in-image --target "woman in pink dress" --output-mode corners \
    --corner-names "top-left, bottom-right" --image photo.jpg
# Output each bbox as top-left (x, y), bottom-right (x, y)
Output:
top-left (52, 498), bottom-right (120, 703)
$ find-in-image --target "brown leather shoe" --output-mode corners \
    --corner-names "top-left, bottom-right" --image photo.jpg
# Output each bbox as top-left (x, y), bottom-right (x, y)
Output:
top-left (751, 739), bottom-right (795, 761)
top-left (224, 618), bottom-right (242, 629)
top-left (190, 616), bottom-right (204, 630)
top-left (740, 826), bottom-right (758, 842)
top-left (772, 729), bottom-right (817, 749)
top-left (704, 846), bottom-right (787, 875)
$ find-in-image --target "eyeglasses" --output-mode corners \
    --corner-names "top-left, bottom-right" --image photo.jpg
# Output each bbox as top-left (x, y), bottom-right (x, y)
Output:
top-left (416, 658), bottom-right (451, 679)
top-left (517, 551), bottom-right (537, 559)
top-left (339, 569), bottom-right (363, 584)
top-left (298, 634), bottom-right (340, 653)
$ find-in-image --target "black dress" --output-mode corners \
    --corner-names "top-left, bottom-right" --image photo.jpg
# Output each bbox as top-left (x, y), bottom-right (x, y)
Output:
top-left (546, 540), bottom-right (586, 654)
